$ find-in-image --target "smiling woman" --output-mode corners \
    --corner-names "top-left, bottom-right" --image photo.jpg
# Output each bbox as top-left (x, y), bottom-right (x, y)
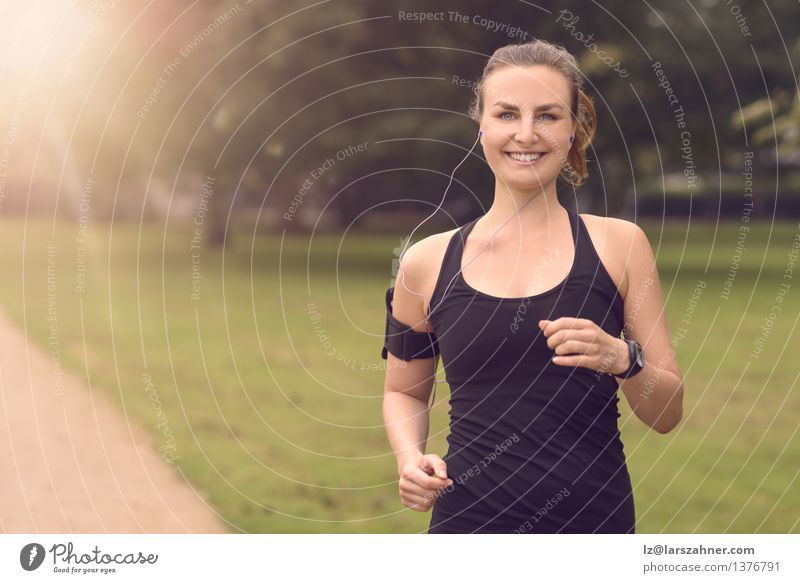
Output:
top-left (467, 48), bottom-right (596, 190)
top-left (381, 39), bottom-right (684, 534)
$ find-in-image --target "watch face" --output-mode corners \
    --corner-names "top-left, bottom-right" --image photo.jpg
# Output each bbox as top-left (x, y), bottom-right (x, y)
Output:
top-left (632, 341), bottom-right (644, 370)
top-left (617, 340), bottom-right (644, 378)
top-left (635, 344), bottom-right (644, 366)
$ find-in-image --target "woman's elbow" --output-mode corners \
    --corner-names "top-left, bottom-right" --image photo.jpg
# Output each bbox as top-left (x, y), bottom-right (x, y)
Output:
top-left (652, 416), bottom-right (681, 434)
top-left (652, 391), bottom-right (683, 434)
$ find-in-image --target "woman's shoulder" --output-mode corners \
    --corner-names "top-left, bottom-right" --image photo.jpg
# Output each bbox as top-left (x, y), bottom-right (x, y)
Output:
top-left (580, 213), bottom-right (649, 258)
top-left (578, 213), bottom-right (643, 301)
top-left (399, 224), bottom-right (462, 280)
top-left (579, 212), bottom-right (640, 237)
top-left (397, 223), bottom-right (465, 316)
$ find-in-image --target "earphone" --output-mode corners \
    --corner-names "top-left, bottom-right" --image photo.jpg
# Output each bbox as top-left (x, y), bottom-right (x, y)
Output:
top-left (395, 129), bottom-right (484, 315)
top-left (397, 127), bottom-right (575, 320)
top-left (394, 127), bottom-right (573, 409)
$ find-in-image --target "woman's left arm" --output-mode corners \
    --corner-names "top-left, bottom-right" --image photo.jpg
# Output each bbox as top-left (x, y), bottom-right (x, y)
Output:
top-left (611, 221), bottom-right (684, 434)
top-left (539, 220), bottom-right (684, 433)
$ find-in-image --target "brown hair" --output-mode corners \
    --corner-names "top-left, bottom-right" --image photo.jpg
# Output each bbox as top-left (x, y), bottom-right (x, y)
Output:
top-left (468, 40), bottom-right (597, 187)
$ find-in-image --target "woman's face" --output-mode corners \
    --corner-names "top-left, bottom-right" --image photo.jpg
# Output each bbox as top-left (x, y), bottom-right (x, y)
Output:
top-left (479, 65), bottom-right (576, 191)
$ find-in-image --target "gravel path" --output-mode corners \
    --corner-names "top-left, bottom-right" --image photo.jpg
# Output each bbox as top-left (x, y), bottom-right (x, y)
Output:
top-left (0, 307), bottom-right (228, 533)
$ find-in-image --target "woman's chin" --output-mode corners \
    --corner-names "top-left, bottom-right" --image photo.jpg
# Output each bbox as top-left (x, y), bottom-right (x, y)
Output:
top-left (496, 171), bottom-right (558, 190)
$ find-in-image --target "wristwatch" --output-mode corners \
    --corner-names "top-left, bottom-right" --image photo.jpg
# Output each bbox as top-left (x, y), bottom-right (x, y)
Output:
top-left (615, 339), bottom-right (645, 379)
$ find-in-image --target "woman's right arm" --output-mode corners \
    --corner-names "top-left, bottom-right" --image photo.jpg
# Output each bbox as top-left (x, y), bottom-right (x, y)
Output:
top-left (382, 242), bottom-right (452, 512)
top-left (383, 349), bottom-right (439, 473)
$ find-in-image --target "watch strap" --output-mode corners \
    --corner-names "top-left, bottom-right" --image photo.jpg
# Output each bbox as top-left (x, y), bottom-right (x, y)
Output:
top-left (616, 338), bottom-right (644, 379)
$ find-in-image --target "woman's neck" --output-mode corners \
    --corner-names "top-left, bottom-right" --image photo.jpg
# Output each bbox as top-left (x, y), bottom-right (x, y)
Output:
top-left (481, 185), bottom-right (564, 239)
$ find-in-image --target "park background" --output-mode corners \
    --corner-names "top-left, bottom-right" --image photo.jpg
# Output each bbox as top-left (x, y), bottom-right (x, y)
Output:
top-left (0, 0), bottom-right (798, 533)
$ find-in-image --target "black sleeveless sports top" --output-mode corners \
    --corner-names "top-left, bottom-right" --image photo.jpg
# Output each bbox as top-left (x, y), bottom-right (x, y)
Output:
top-left (426, 207), bottom-right (635, 534)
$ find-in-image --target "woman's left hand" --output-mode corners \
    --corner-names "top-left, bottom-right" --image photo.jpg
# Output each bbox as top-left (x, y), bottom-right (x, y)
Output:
top-left (539, 317), bottom-right (628, 375)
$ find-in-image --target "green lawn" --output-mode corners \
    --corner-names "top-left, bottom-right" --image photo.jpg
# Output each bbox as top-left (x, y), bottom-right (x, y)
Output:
top-left (1, 215), bottom-right (797, 533)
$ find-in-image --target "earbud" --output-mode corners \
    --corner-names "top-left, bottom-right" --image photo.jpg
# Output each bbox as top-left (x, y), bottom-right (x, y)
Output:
top-left (569, 134), bottom-right (574, 143)
top-left (478, 128), bottom-right (482, 137)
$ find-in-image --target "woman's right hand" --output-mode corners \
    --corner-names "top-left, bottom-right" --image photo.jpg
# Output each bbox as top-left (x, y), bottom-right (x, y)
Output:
top-left (398, 453), bottom-right (454, 512)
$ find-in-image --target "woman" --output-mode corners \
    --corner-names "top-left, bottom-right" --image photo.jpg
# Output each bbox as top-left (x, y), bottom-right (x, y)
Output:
top-left (381, 40), bottom-right (684, 534)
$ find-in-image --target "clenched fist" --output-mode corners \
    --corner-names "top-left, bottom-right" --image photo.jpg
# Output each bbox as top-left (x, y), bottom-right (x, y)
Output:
top-left (398, 453), bottom-right (454, 512)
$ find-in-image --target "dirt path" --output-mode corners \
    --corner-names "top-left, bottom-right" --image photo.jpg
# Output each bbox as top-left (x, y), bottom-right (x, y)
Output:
top-left (0, 307), bottom-right (228, 533)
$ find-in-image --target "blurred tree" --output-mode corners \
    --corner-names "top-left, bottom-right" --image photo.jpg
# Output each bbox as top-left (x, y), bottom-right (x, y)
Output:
top-left (734, 84), bottom-right (800, 164)
top-left (45, 0), bottom-right (800, 243)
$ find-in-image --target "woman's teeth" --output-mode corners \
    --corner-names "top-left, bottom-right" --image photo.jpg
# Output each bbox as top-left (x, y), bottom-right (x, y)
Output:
top-left (506, 152), bottom-right (546, 162)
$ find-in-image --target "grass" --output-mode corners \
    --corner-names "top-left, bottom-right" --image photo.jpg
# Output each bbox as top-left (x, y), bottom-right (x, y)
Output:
top-left (0, 214), bottom-right (797, 533)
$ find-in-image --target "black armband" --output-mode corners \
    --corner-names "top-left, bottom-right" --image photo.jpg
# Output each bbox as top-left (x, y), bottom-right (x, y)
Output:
top-left (381, 286), bottom-right (440, 361)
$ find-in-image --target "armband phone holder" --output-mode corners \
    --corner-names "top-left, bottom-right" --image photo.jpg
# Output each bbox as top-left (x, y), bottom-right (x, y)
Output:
top-left (381, 286), bottom-right (440, 361)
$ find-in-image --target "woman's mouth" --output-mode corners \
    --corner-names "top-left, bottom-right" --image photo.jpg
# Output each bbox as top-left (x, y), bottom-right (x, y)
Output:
top-left (504, 151), bottom-right (548, 165)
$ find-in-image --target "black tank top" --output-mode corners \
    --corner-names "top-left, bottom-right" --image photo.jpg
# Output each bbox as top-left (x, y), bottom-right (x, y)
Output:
top-left (426, 207), bottom-right (635, 534)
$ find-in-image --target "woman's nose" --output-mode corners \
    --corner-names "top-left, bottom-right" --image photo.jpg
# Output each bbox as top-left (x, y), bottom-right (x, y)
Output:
top-left (514, 119), bottom-right (541, 143)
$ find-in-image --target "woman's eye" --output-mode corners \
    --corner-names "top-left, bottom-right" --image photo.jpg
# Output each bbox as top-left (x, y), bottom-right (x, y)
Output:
top-left (497, 112), bottom-right (557, 121)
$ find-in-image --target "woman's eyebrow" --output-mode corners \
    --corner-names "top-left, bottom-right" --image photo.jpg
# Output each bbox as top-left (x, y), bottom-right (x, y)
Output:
top-left (492, 101), bottom-right (564, 112)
